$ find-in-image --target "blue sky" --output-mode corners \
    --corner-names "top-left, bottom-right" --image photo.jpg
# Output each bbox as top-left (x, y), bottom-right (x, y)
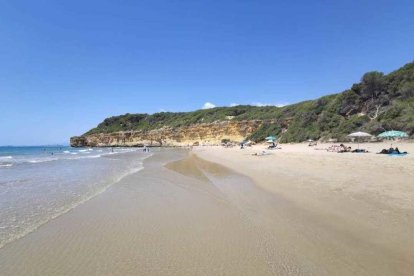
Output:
top-left (1, 0), bottom-right (413, 145)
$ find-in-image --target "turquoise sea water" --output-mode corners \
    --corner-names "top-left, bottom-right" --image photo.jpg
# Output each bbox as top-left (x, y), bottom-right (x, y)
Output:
top-left (0, 146), bottom-right (71, 166)
top-left (0, 146), bottom-right (149, 248)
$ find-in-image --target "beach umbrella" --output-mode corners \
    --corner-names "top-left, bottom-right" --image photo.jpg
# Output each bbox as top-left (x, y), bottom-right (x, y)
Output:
top-left (377, 130), bottom-right (408, 139)
top-left (378, 130), bottom-right (409, 148)
top-left (265, 136), bottom-right (277, 142)
top-left (348, 131), bottom-right (372, 138)
top-left (347, 131), bottom-right (372, 149)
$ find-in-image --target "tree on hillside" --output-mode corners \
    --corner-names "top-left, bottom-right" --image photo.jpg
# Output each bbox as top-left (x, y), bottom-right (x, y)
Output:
top-left (361, 71), bottom-right (385, 99)
top-left (360, 71), bottom-right (387, 120)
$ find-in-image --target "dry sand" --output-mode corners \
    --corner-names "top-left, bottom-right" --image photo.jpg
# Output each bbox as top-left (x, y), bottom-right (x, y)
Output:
top-left (1, 143), bottom-right (414, 275)
top-left (195, 141), bottom-right (414, 275)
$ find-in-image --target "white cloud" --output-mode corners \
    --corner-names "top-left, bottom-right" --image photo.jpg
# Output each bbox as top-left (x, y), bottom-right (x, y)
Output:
top-left (275, 103), bottom-right (288, 107)
top-left (251, 102), bottom-right (269, 107)
top-left (229, 103), bottom-right (239, 107)
top-left (251, 102), bottom-right (288, 107)
top-left (202, 102), bottom-right (216, 109)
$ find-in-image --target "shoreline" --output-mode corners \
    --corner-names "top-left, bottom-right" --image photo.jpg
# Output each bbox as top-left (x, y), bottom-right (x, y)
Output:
top-left (1, 149), bottom-right (293, 275)
top-left (1, 145), bottom-right (414, 275)
top-left (0, 150), bottom-right (151, 250)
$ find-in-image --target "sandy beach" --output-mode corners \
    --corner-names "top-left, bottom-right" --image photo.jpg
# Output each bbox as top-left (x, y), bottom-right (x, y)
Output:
top-left (1, 144), bottom-right (414, 275)
top-left (195, 142), bottom-right (414, 275)
top-left (3, 1), bottom-right (414, 275)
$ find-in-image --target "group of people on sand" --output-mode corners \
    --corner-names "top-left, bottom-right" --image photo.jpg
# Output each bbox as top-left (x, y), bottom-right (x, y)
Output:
top-left (327, 144), bottom-right (408, 155)
top-left (327, 144), bottom-right (352, 153)
top-left (327, 144), bottom-right (369, 153)
top-left (377, 147), bottom-right (407, 155)
top-left (338, 144), bottom-right (352, 153)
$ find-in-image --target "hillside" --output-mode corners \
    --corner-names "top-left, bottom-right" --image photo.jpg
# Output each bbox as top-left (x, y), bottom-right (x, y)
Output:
top-left (72, 61), bottom-right (414, 146)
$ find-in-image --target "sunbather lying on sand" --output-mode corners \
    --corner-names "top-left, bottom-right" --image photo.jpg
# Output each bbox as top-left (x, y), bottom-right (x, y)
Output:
top-left (352, 149), bottom-right (369, 153)
top-left (327, 144), bottom-right (350, 153)
top-left (338, 144), bottom-right (352, 153)
top-left (377, 147), bottom-right (408, 154)
top-left (252, 151), bottom-right (271, 156)
top-left (327, 145), bottom-right (340, 152)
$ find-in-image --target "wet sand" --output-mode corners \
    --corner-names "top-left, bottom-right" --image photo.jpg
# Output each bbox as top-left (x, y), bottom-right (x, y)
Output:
top-left (0, 150), bottom-right (306, 275)
top-left (1, 145), bottom-right (414, 275)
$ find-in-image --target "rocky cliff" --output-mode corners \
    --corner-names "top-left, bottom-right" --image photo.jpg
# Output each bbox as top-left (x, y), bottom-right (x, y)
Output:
top-left (70, 120), bottom-right (262, 147)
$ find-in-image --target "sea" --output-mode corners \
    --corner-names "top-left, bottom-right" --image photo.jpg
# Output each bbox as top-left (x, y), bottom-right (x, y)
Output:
top-left (0, 146), bottom-right (150, 248)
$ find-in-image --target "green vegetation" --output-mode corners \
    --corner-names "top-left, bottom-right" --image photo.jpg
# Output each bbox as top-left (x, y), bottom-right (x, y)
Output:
top-left (85, 61), bottom-right (414, 142)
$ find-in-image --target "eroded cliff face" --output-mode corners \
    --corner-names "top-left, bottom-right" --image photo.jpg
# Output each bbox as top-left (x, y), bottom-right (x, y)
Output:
top-left (70, 120), bottom-right (262, 147)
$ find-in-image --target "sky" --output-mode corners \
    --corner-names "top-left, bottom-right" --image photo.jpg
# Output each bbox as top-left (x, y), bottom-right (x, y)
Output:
top-left (1, 0), bottom-right (414, 145)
